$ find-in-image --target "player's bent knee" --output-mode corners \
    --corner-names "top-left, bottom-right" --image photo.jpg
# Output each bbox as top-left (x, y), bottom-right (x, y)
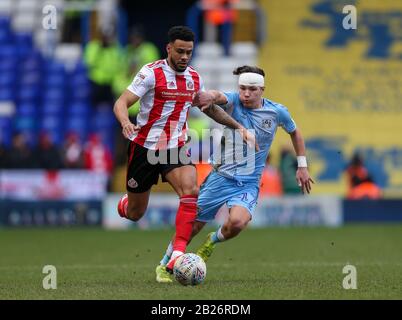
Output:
top-left (126, 207), bottom-right (146, 222)
top-left (229, 218), bottom-right (249, 233)
top-left (181, 185), bottom-right (199, 197)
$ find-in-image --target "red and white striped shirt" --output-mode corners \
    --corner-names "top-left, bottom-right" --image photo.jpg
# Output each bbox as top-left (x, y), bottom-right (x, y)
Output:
top-left (127, 59), bottom-right (204, 150)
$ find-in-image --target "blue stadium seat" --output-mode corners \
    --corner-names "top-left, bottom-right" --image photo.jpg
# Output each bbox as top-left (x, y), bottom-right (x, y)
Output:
top-left (44, 60), bottom-right (65, 75)
top-left (0, 20), bottom-right (12, 45)
top-left (91, 115), bottom-right (116, 131)
top-left (65, 116), bottom-right (88, 142)
top-left (19, 71), bottom-right (42, 87)
top-left (68, 102), bottom-right (90, 117)
top-left (43, 89), bottom-right (65, 103)
top-left (41, 102), bottom-right (64, 116)
top-left (0, 116), bottom-right (12, 146)
top-left (20, 54), bottom-right (43, 72)
top-left (13, 115), bottom-right (36, 132)
top-left (44, 74), bottom-right (66, 88)
top-left (14, 32), bottom-right (33, 49)
top-left (16, 102), bottom-right (38, 118)
top-left (0, 45), bottom-right (17, 58)
top-left (17, 85), bottom-right (40, 103)
top-left (70, 88), bottom-right (91, 103)
top-left (0, 88), bottom-right (15, 101)
top-left (71, 60), bottom-right (88, 75)
top-left (0, 56), bottom-right (16, 72)
top-left (0, 71), bottom-right (16, 88)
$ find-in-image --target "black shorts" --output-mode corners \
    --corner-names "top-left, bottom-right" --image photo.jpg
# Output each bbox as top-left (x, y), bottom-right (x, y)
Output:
top-left (126, 142), bottom-right (194, 193)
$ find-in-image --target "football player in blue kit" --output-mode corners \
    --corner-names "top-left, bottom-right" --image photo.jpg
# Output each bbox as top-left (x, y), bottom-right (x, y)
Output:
top-left (161, 65), bottom-right (314, 275)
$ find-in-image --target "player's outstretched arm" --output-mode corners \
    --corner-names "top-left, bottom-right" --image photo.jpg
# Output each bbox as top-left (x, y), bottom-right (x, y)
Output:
top-left (113, 90), bottom-right (140, 140)
top-left (289, 128), bottom-right (314, 194)
top-left (192, 91), bottom-right (259, 151)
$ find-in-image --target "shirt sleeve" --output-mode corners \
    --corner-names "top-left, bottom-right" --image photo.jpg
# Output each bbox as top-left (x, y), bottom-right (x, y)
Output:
top-left (278, 105), bottom-right (297, 133)
top-left (127, 65), bottom-right (155, 98)
top-left (220, 92), bottom-right (237, 115)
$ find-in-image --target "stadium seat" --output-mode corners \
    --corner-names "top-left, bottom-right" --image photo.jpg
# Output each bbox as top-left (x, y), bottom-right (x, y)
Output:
top-left (0, 57), bottom-right (17, 73)
top-left (0, 116), bottom-right (12, 146)
top-left (0, 1), bottom-right (13, 16)
top-left (14, 115), bottom-right (36, 132)
top-left (0, 25), bottom-right (12, 45)
top-left (195, 42), bottom-right (224, 58)
top-left (16, 102), bottom-right (38, 118)
top-left (43, 89), bottom-right (65, 103)
top-left (44, 74), bottom-right (66, 88)
top-left (44, 59), bottom-right (66, 75)
top-left (14, 32), bottom-right (34, 49)
top-left (20, 53), bottom-right (43, 72)
top-left (54, 44), bottom-right (82, 70)
top-left (68, 102), bottom-right (90, 117)
top-left (0, 88), bottom-right (15, 102)
top-left (0, 72), bottom-right (16, 88)
top-left (40, 115), bottom-right (63, 134)
top-left (65, 116), bottom-right (88, 142)
top-left (12, 12), bottom-right (37, 32)
top-left (229, 42), bottom-right (258, 59)
top-left (70, 89), bottom-right (90, 103)
top-left (41, 102), bottom-right (64, 117)
top-left (0, 45), bottom-right (18, 58)
top-left (19, 71), bottom-right (42, 87)
top-left (17, 86), bottom-right (41, 103)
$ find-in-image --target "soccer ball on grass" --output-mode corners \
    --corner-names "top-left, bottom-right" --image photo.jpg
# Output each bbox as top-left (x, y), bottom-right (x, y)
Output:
top-left (173, 253), bottom-right (206, 286)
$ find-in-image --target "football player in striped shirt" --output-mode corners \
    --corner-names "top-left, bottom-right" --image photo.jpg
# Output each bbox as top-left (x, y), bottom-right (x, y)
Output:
top-left (113, 26), bottom-right (256, 283)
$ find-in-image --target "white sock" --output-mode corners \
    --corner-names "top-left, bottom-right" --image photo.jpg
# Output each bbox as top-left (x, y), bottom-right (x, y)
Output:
top-left (170, 250), bottom-right (183, 262)
top-left (160, 241), bottom-right (173, 266)
top-left (217, 227), bottom-right (226, 241)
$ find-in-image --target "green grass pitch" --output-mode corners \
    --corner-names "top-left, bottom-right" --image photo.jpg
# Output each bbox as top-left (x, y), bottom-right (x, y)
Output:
top-left (0, 225), bottom-right (401, 299)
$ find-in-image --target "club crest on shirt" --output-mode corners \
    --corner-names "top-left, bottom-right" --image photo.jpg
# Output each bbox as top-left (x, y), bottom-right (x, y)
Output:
top-left (186, 80), bottom-right (194, 90)
top-left (128, 178), bottom-right (138, 189)
top-left (262, 118), bottom-right (272, 129)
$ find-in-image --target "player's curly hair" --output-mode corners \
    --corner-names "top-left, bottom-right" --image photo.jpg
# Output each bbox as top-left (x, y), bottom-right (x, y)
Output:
top-left (233, 66), bottom-right (265, 77)
top-left (168, 26), bottom-right (195, 43)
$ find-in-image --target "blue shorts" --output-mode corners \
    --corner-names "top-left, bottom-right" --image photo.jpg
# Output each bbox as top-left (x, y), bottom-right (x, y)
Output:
top-left (196, 171), bottom-right (259, 222)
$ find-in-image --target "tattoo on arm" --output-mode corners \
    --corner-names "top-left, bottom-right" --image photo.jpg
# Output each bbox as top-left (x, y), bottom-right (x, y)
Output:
top-left (203, 104), bottom-right (241, 130)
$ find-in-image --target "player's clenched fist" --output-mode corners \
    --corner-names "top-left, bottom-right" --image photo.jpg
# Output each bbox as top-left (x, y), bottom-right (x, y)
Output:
top-left (121, 121), bottom-right (140, 140)
top-left (192, 91), bottom-right (214, 111)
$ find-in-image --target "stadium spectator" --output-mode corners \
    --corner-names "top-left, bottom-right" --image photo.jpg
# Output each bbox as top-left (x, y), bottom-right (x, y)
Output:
top-left (112, 26), bottom-right (160, 118)
top-left (347, 175), bottom-right (382, 200)
top-left (84, 29), bottom-right (125, 107)
top-left (62, 132), bottom-right (84, 169)
top-left (83, 133), bottom-right (114, 175)
top-left (279, 145), bottom-right (300, 194)
top-left (259, 154), bottom-right (282, 197)
top-left (5, 132), bottom-right (34, 169)
top-left (33, 132), bottom-right (63, 170)
top-left (345, 152), bottom-right (369, 194)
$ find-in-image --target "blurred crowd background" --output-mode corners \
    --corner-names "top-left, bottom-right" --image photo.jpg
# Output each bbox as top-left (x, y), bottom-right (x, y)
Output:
top-left (1, 0), bottom-right (401, 227)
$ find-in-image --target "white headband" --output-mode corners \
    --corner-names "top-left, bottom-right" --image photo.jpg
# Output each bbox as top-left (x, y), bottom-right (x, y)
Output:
top-left (238, 72), bottom-right (264, 87)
